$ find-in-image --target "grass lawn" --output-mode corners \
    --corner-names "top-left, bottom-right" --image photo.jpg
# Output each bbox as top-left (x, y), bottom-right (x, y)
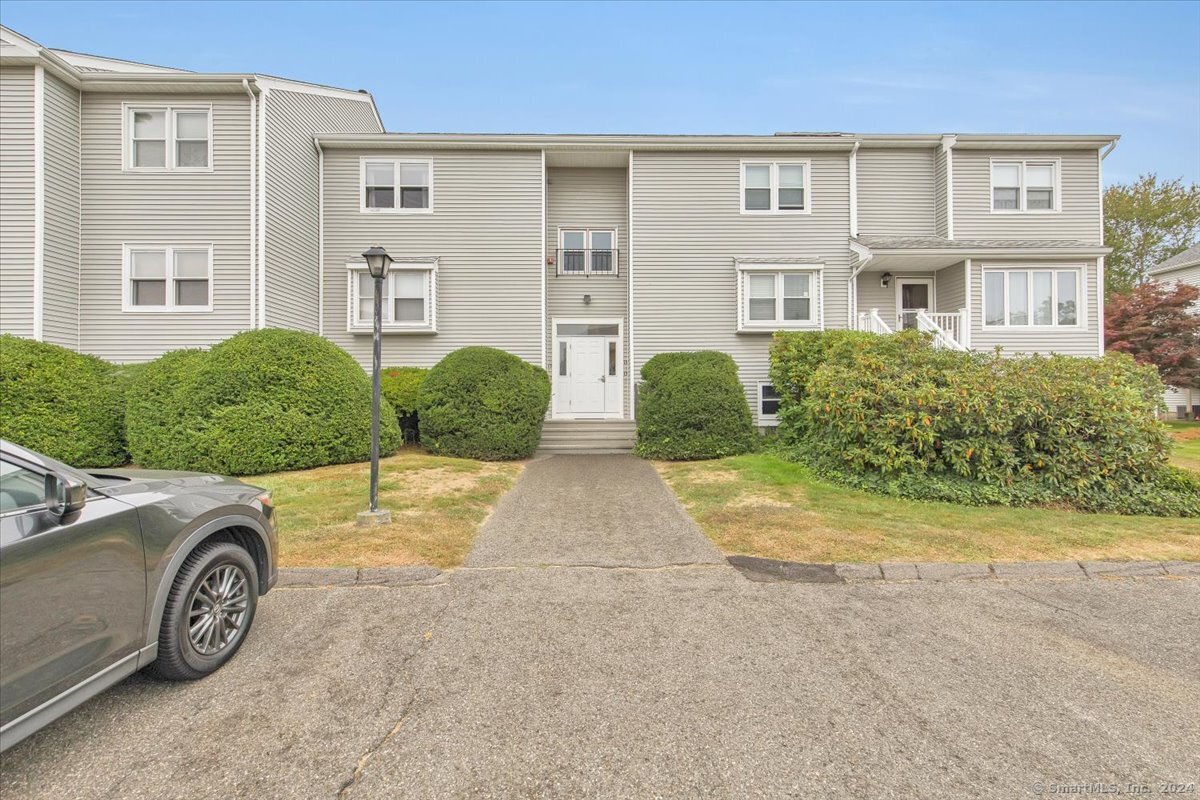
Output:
top-left (1167, 421), bottom-right (1200, 475)
top-left (252, 449), bottom-right (521, 569)
top-left (656, 454), bottom-right (1200, 565)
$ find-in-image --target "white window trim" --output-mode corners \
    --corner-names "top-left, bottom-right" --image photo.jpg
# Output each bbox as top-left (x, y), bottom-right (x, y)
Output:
top-left (980, 264), bottom-right (1086, 329)
top-left (122, 103), bottom-right (214, 173)
top-left (736, 261), bottom-right (824, 332)
top-left (345, 257), bottom-right (438, 333)
top-left (740, 159), bottom-right (813, 215)
top-left (359, 157), bottom-right (434, 214)
top-left (556, 227), bottom-right (619, 275)
top-left (757, 382), bottom-right (780, 426)
top-left (121, 244), bottom-right (214, 313)
top-left (989, 158), bottom-right (1061, 214)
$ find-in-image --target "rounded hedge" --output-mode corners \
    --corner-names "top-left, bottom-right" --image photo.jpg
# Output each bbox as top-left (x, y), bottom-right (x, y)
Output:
top-left (381, 366), bottom-right (429, 442)
top-left (635, 350), bottom-right (756, 460)
top-left (125, 329), bottom-right (402, 475)
top-left (0, 334), bottom-right (127, 467)
top-left (418, 347), bottom-right (549, 460)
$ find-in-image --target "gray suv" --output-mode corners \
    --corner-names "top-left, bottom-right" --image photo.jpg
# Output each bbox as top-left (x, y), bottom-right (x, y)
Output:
top-left (0, 440), bottom-right (277, 752)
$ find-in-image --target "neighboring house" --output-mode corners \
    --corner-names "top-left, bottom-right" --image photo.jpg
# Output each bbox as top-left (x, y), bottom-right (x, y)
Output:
top-left (1147, 242), bottom-right (1200, 418)
top-left (1, 26), bottom-right (1118, 434)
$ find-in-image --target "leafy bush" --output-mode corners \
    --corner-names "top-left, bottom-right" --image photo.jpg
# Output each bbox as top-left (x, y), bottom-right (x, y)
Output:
top-left (381, 366), bottom-right (428, 442)
top-left (770, 330), bottom-right (1193, 516)
top-left (635, 351), bottom-right (756, 460)
top-left (125, 330), bottom-right (402, 474)
top-left (418, 347), bottom-right (549, 460)
top-left (0, 334), bottom-right (127, 466)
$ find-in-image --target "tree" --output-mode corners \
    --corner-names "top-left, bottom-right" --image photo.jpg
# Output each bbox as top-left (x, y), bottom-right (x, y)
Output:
top-left (1106, 281), bottom-right (1200, 390)
top-left (1103, 175), bottom-right (1200, 296)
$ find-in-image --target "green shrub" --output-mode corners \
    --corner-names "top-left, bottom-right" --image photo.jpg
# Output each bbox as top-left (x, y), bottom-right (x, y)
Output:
top-left (125, 330), bottom-right (402, 474)
top-left (0, 334), bottom-right (127, 467)
top-left (381, 366), bottom-right (428, 442)
top-left (418, 347), bottom-right (549, 460)
top-left (770, 332), bottom-right (1193, 516)
top-left (635, 351), bottom-right (756, 460)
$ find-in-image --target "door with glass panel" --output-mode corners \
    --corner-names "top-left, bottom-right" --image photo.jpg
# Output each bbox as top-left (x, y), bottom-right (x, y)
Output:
top-left (897, 278), bottom-right (933, 330)
top-left (553, 322), bottom-right (622, 418)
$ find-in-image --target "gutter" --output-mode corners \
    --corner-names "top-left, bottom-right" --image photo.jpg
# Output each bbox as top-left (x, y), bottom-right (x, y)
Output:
top-left (243, 79), bottom-right (257, 329)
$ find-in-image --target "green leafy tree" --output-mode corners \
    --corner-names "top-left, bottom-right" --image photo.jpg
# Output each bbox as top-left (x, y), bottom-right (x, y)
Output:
top-left (1103, 175), bottom-right (1200, 295)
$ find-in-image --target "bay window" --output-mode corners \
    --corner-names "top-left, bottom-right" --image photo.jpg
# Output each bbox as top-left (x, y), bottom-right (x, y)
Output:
top-left (983, 267), bottom-right (1081, 327)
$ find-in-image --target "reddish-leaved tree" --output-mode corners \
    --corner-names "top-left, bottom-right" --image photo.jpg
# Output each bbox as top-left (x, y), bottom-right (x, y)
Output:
top-left (1106, 281), bottom-right (1200, 389)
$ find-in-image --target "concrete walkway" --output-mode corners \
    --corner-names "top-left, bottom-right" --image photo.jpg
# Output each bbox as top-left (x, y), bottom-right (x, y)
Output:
top-left (465, 455), bottom-right (725, 569)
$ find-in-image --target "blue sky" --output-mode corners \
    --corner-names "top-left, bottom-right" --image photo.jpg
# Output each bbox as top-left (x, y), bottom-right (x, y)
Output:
top-left (3, 0), bottom-right (1198, 185)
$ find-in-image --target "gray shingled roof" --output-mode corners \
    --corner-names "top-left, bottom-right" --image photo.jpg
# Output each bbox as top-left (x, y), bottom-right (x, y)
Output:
top-left (855, 235), bottom-right (1099, 250)
top-left (1150, 243), bottom-right (1200, 275)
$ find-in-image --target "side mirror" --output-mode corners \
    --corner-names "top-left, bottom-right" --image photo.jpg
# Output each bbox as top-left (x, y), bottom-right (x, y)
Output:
top-left (45, 472), bottom-right (87, 516)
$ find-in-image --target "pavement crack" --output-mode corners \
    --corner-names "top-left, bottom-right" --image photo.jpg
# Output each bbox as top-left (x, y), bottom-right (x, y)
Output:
top-left (1006, 587), bottom-right (1086, 619)
top-left (335, 581), bottom-right (459, 799)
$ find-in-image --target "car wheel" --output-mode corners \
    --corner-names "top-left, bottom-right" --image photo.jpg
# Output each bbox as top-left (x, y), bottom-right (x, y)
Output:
top-left (147, 541), bottom-right (259, 681)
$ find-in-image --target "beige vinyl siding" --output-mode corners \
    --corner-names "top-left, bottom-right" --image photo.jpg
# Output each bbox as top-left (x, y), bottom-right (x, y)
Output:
top-left (857, 147), bottom-right (936, 235)
top-left (969, 259), bottom-right (1101, 357)
top-left (0, 66), bottom-right (35, 338)
top-left (79, 92), bottom-right (252, 362)
top-left (41, 71), bottom-right (81, 348)
top-left (953, 149), bottom-right (1102, 242)
top-left (934, 262), bottom-right (966, 314)
top-left (545, 167), bottom-right (630, 415)
top-left (934, 147), bottom-right (949, 238)
top-left (1152, 264), bottom-right (1200, 291)
top-left (263, 89), bottom-right (380, 332)
top-left (321, 149), bottom-right (543, 367)
top-left (630, 150), bottom-right (851, 423)
top-left (1163, 385), bottom-right (1194, 417)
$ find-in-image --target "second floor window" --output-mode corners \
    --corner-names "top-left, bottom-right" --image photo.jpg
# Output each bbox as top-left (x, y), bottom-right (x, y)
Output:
top-left (992, 160), bottom-right (1058, 212)
top-left (742, 161), bottom-right (809, 213)
top-left (127, 106), bottom-right (211, 170)
top-left (362, 159), bottom-right (432, 212)
top-left (558, 229), bottom-right (616, 274)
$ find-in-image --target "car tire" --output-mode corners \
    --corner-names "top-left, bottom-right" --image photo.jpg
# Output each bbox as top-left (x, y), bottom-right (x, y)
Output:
top-left (147, 541), bottom-right (259, 681)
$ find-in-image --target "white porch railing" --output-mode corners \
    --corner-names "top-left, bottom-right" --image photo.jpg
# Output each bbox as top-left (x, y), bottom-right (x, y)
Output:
top-left (856, 307), bottom-right (968, 350)
top-left (856, 308), bottom-right (893, 335)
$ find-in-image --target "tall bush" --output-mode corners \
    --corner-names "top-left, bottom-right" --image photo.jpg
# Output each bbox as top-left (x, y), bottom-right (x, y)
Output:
top-left (0, 334), bottom-right (127, 466)
top-left (125, 330), bottom-right (401, 474)
top-left (381, 366), bottom-right (428, 442)
top-left (635, 351), bottom-right (756, 460)
top-left (418, 347), bottom-right (549, 460)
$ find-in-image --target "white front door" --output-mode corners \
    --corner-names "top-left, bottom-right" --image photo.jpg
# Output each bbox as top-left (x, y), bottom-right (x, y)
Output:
top-left (552, 322), bottom-right (623, 418)
top-left (566, 337), bottom-right (607, 414)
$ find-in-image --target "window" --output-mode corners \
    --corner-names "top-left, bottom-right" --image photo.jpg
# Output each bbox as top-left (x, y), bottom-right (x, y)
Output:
top-left (126, 106), bottom-right (210, 170)
top-left (758, 384), bottom-right (781, 425)
top-left (124, 245), bottom-right (212, 311)
top-left (361, 159), bottom-right (432, 212)
top-left (741, 161), bottom-right (810, 213)
top-left (982, 267), bottom-right (1081, 327)
top-left (558, 229), bottom-right (617, 275)
top-left (348, 261), bottom-right (437, 331)
top-left (991, 160), bottom-right (1059, 212)
top-left (737, 263), bottom-right (821, 329)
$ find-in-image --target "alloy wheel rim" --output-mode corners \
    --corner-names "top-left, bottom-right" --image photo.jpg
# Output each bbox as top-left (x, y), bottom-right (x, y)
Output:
top-left (187, 564), bottom-right (249, 656)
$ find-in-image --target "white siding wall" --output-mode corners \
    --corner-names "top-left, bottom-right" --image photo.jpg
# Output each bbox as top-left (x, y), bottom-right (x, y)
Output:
top-left (0, 66), bottom-right (35, 338)
top-left (953, 149), bottom-right (1102, 242)
top-left (545, 167), bottom-right (630, 415)
top-left (79, 92), bottom-right (253, 362)
top-left (263, 89), bottom-right (380, 332)
top-left (934, 262), bottom-right (966, 314)
top-left (630, 150), bottom-right (852, 423)
top-left (934, 147), bottom-right (949, 238)
top-left (42, 71), bottom-right (80, 349)
top-left (321, 149), bottom-right (543, 367)
top-left (969, 258), bottom-right (1101, 356)
top-left (857, 147), bottom-right (937, 236)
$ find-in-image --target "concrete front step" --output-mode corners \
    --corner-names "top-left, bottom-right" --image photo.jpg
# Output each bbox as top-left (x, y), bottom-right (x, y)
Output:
top-left (537, 419), bottom-right (637, 454)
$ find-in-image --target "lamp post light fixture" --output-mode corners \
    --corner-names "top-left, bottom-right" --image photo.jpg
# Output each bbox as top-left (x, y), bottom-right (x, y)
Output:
top-left (357, 245), bottom-right (394, 528)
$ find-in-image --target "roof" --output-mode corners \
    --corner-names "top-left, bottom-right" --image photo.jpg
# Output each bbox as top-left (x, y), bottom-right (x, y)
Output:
top-left (855, 235), bottom-right (1102, 251)
top-left (1150, 243), bottom-right (1200, 275)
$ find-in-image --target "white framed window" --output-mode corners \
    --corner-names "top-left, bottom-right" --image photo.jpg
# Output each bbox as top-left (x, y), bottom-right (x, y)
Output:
top-left (741, 160), bottom-right (811, 214)
top-left (736, 261), bottom-right (823, 331)
top-left (757, 383), bottom-right (781, 425)
top-left (991, 159), bottom-right (1060, 212)
top-left (360, 158), bottom-right (433, 213)
top-left (347, 259), bottom-right (438, 332)
top-left (558, 228), bottom-right (617, 274)
top-left (982, 266), bottom-right (1082, 328)
top-left (124, 105), bottom-right (212, 171)
top-left (122, 244), bottom-right (213, 312)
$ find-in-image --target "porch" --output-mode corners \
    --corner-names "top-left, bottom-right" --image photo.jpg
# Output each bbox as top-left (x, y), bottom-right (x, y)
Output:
top-left (854, 264), bottom-right (969, 350)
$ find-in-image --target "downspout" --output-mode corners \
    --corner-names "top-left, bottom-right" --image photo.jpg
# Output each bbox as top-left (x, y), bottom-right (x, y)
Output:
top-left (1096, 139), bottom-right (1117, 356)
top-left (32, 64), bottom-right (45, 341)
top-left (316, 136), bottom-right (325, 337)
top-left (628, 149), bottom-right (635, 418)
top-left (243, 79), bottom-right (257, 329)
top-left (848, 141), bottom-right (860, 238)
top-left (257, 86), bottom-right (269, 328)
top-left (539, 149), bottom-right (546, 370)
top-left (847, 240), bottom-right (873, 329)
top-left (941, 134), bottom-right (956, 240)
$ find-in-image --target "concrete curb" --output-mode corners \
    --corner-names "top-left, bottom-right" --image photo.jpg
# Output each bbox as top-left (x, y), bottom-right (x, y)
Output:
top-left (726, 558), bottom-right (1197, 585)
top-left (277, 566), bottom-right (444, 588)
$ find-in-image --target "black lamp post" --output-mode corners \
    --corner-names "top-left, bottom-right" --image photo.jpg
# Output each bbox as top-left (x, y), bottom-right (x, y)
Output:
top-left (358, 245), bottom-right (393, 527)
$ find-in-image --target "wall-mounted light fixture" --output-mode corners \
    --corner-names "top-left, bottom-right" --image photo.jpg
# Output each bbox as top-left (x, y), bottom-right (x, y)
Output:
top-left (583, 294), bottom-right (592, 306)
top-left (880, 272), bottom-right (893, 288)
